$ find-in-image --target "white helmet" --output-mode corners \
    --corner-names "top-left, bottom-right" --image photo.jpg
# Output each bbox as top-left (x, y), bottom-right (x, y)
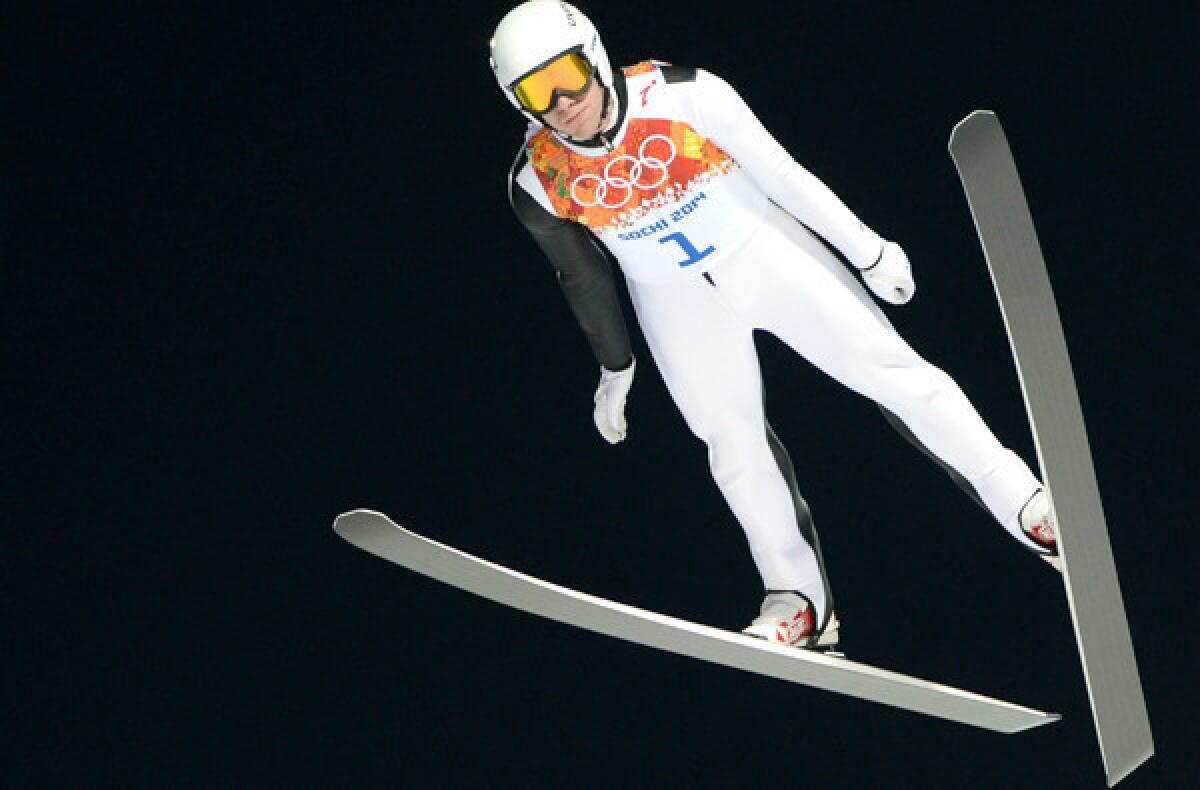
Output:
top-left (489, 1), bottom-right (614, 125)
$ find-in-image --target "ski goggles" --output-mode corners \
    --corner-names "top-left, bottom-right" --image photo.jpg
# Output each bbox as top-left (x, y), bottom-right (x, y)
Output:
top-left (511, 49), bottom-right (594, 114)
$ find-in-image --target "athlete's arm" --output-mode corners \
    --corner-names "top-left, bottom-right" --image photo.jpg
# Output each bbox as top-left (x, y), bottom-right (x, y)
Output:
top-left (509, 169), bottom-right (634, 372)
top-left (690, 69), bottom-right (885, 269)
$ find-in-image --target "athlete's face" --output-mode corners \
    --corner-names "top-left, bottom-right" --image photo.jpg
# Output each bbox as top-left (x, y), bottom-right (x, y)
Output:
top-left (543, 78), bottom-right (604, 139)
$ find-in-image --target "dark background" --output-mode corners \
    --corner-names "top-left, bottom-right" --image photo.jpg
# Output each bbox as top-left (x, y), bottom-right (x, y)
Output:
top-left (10, 1), bottom-right (1193, 786)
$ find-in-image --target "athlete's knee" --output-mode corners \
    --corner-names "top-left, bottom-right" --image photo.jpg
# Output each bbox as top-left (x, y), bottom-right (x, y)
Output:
top-left (832, 329), bottom-right (922, 388)
top-left (857, 348), bottom-right (953, 406)
top-left (907, 364), bottom-right (961, 409)
top-left (880, 368), bottom-right (972, 430)
top-left (706, 430), bottom-right (773, 488)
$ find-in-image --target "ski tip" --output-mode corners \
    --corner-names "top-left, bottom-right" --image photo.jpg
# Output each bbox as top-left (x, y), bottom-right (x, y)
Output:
top-left (948, 109), bottom-right (998, 148)
top-left (332, 508), bottom-right (388, 536)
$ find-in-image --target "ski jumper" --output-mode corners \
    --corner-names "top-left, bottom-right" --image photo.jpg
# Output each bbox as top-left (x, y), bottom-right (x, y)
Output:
top-left (508, 62), bottom-right (1043, 625)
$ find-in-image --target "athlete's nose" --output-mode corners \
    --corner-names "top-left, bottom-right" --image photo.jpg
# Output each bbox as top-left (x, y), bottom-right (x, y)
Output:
top-left (554, 93), bottom-right (580, 113)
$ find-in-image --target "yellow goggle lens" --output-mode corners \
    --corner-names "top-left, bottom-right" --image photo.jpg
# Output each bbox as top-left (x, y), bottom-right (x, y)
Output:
top-left (512, 51), bottom-right (593, 113)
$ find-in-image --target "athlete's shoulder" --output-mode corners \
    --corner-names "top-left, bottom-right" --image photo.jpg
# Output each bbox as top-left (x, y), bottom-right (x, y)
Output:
top-left (508, 125), bottom-right (558, 178)
top-left (507, 129), bottom-right (533, 178)
top-left (517, 122), bottom-right (553, 153)
top-left (507, 127), bottom-right (566, 227)
top-left (621, 59), bottom-right (698, 84)
top-left (516, 126), bottom-right (571, 186)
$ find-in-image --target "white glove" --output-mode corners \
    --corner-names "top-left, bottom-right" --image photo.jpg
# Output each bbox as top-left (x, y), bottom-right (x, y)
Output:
top-left (861, 241), bottom-right (916, 305)
top-left (593, 358), bottom-right (636, 444)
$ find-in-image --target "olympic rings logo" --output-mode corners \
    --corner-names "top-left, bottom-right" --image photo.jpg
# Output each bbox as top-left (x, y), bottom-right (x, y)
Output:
top-left (570, 134), bottom-right (677, 209)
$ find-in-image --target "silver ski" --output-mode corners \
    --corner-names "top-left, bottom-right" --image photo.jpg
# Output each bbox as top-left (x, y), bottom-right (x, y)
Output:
top-left (334, 509), bottom-right (1058, 734)
top-left (949, 110), bottom-right (1153, 785)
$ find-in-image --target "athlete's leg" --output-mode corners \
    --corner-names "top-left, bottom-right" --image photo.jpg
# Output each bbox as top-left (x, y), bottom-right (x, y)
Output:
top-left (799, 232), bottom-right (990, 512)
top-left (720, 205), bottom-right (1041, 547)
top-left (627, 271), bottom-right (833, 623)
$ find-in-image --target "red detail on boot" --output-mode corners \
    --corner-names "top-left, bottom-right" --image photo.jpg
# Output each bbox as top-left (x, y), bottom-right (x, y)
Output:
top-left (796, 606), bottom-right (814, 637)
top-left (775, 605), bottom-right (815, 644)
top-left (1029, 520), bottom-right (1057, 550)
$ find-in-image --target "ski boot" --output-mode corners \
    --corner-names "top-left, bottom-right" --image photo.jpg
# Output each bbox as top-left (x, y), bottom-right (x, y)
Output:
top-left (1020, 489), bottom-right (1063, 571)
top-left (742, 591), bottom-right (840, 653)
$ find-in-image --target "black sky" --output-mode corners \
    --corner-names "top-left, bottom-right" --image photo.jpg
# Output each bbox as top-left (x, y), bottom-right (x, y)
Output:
top-left (10, 2), bottom-right (1194, 786)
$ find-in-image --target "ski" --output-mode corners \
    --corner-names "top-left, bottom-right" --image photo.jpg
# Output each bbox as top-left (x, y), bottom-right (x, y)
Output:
top-left (949, 111), bottom-right (1153, 785)
top-left (334, 508), bottom-right (1058, 734)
